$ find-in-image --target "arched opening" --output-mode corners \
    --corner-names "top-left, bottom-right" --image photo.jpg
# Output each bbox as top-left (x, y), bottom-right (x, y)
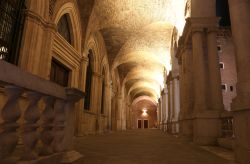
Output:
top-left (0, 0), bottom-right (26, 64)
top-left (84, 50), bottom-right (93, 110)
top-left (101, 69), bottom-right (105, 114)
top-left (57, 14), bottom-right (72, 44)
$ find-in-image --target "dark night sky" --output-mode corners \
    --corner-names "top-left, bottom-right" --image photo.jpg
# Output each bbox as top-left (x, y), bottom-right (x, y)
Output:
top-left (216, 0), bottom-right (231, 26)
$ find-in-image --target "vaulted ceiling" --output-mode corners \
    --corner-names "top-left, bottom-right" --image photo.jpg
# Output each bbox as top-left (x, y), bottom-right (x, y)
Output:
top-left (86, 0), bottom-right (186, 104)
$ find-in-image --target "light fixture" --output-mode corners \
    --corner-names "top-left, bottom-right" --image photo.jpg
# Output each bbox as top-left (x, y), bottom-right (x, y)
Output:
top-left (142, 109), bottom-right (148, 116)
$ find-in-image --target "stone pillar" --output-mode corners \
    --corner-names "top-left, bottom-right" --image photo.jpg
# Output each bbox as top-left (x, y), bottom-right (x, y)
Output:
top-left (126, 104), bottom-right (132, 130)
top-left (92, 72), bottom-right (102, 133)
top-left (192, 28), bottom-right (208, 112)
top-left (170, 80), bottom-right (175, 133)
top-left (228, 0), bottom-right (250, 163)
top-left (158, 98), bottom-right (162, 129)
top-left (19, 1), bottom-right (56, 78)
top-left (192, 27), bottom-right (220, 145)
top-left (167, 80), bottom-right (172, 133)
top-left (105, 84), bottom-right (112, 131)
top-left (162, 88), bottom-right (168, 132)
top-left (116, 96), bottom-right (123, 131)
top-left (75, 57), bottom-right (88, 136)
top-left (207, 27), bottom-right (224, 110)
top-left (111, 95), bottom-right (117, 131)
top-left (173, 78), bottom-right (180, 134)
top-left (160, 97), bottom-right (164, 129)
top-left (180, 47), bottom-right (193, 139)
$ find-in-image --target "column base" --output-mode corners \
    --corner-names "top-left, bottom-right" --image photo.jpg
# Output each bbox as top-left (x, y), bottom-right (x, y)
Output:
top-left (193, 111), bottom-right (220, 145)
top-left (233, 109), bottom-right (250, 164)
top-left (171, 121), bottom-right (179, 134)
top-left (179, 118), bottom-right (193, 140)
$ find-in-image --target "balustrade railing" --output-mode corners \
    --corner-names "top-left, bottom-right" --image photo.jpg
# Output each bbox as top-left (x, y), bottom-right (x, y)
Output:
top-left (220, 112), bottom-right (234, 138)
top-left (0, 60), bottom-right (84, 163)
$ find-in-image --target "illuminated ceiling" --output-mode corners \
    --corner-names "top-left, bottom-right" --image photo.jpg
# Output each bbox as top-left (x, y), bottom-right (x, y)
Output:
top-left (87, 0), bottom-right (185, 104)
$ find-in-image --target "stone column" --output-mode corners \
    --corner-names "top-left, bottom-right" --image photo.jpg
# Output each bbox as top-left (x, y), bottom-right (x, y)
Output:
top-left (192, 28), bottom-right (208, 112)
top-left (105, 84), bottom-right (112, 131)
top-left (162, 88), bottom-right (168, 132)
top-left (158, 98), bottom-right (162, 129)
top-left (19, 1), bottom-right (55, 78)
top-left (161, 91), bottom-right (165, 131)
top-left (75, 57), bottom-right (88, 136)
top-left (180, 47), bottom-right (193, 139)
top-left (160, 98), bottom-right (163, 129)
top-left (167, 80), bottom-right (172, 133)
top-left (173, 78), bottom-right (180, 134)
top-left (228, 0), bottom-right (250, 163)
top-left (92, 72), bottom-right (102, 133)
top-left (192, 27), bottom-right (220, 145)
top-left (207, 27), bottom-right (224, 111)
top-left (116, 96), bottom-right (123, 131)
top-left (170, 80), bottom-right (175, 133)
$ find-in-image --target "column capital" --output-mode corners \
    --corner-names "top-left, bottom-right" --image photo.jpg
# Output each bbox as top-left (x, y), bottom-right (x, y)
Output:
top-left (207, 27), bottom-right (218, 34)
top-left (81, 56), bottom-right (89, 63)
top-left (192, 27), bottom-right (204, 34)
top-left (92, 72), bottom-right (103, 79)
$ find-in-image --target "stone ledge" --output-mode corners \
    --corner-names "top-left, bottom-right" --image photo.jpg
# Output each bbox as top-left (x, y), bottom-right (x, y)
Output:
top-left (193, 110), bottom-right (221, 119)
top-left (0, 60), bottom-right (66, 99)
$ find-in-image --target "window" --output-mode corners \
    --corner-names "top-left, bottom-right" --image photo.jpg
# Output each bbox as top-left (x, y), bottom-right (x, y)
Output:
top-left (84, 50), bottom-right (93, 110)
top-left (221, 84), bottom-right (227, 91)
top-left (50, 58), bottom-right (70, 87)
top-left (230, 86), bottom-right (234, 91)
top-left (57, 14), bottom-right (71, 44)
top-left (219, 62), bottom-right (224, 69)
top-left (217, 46), bottom-right (222, 53)
top-left (101, 71), bottom-right (105, 114)
top-left (0, 0), bottom-right (26, 64)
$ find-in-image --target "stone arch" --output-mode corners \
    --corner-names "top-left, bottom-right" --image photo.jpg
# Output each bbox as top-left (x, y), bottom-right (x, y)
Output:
top-left (100, 58), bottom-right (110, 114)
top-left (132, 96), bottom-right (157, 107)
top-left (53, 1), bottom-right (81, 52)
top-left (85, 32), bottom-right (106, 74)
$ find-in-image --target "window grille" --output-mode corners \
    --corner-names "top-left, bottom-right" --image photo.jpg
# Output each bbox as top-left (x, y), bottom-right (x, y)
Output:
top-left (0, 0), bottom-right (25, 64)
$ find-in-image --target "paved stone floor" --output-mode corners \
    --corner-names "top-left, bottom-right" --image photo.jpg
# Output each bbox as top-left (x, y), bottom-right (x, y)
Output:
top-left (73, 129), bottom-right (233, 164)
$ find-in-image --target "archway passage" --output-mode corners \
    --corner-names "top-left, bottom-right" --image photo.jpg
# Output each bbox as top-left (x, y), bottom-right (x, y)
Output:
top-left (87, 0), bottom-right (186, 111)
top-left (131, 96), bottom-right (158, 129)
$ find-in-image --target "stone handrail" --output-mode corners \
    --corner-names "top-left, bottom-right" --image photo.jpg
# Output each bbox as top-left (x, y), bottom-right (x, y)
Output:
top-left (0, 60), bottom-right (84, 163)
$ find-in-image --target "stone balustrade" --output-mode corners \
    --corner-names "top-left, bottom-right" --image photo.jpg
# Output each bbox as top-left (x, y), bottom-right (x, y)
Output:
top-left (0, 60), bottom-right (84, 163)
top-left (217, 111), bottom-right (235, 150)
top-left (221, 115), bottom-right (234, 138)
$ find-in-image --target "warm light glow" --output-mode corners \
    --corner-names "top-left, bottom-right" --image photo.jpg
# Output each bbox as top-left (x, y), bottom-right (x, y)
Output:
top-left (142, 109), bottom-right (148, 116)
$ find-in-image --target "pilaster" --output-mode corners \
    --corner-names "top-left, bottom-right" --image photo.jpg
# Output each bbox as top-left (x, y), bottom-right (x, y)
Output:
top-left (228, 0), bottom-right (250, 163)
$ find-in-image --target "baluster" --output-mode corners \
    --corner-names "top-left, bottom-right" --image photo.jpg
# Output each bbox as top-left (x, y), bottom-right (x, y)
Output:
top-left (21, 92), bottom-right (42, 160)
top-left (52, 99), bottom-right (66, 152)
top-left (40, 96), bottom-right (55, 155)
top-left (0, 86), bottom-right (22, 159)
